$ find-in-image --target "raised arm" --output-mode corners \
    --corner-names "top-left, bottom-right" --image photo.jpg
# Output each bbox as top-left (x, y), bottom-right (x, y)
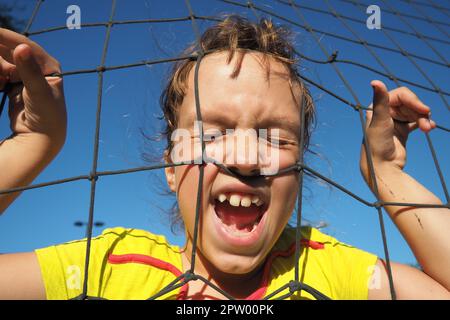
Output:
top-left (361, 80), bottom-right (450, 299)
top-left (0, 28), bottom-right (67, 299)
top-left (0, 28), bottom-right (66, 213)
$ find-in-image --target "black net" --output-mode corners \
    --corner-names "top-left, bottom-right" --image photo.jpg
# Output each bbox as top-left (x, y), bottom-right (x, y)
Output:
top-left (0, 0), bottom-right (449, 300)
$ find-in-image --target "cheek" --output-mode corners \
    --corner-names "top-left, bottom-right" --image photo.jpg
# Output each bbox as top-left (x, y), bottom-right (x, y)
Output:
top-left (270, 173), bottom-right (299, 219)
top-left (175, 165), bottom-right (198, 227)
top-left (278, 149), bottom-right (298, 169)
top-left (174, 164), bottom-right (218, 230)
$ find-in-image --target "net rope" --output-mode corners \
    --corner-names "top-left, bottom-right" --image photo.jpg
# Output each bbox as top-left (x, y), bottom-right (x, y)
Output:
top-left (0, 0), bottom-right (449, 300)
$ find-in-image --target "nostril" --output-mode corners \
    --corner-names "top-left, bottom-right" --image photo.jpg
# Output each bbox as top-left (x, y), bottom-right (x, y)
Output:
top-left (226, 166), bottom-right (261, 178)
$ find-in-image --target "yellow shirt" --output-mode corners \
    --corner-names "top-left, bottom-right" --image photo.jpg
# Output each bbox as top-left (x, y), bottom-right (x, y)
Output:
top-left (35, 226), bottom-right (378, 300)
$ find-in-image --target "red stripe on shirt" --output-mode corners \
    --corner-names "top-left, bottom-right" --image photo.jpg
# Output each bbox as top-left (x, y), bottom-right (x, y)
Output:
top-left (108, 253), bottom-right (188, 300)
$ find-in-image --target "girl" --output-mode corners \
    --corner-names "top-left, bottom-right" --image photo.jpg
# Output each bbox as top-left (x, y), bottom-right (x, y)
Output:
top-left (0, 16), bottom-right (448, 300)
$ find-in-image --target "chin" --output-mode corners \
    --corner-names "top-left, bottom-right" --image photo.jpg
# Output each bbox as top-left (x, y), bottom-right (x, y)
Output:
top-left (206, 250), bottom-right (264, 276)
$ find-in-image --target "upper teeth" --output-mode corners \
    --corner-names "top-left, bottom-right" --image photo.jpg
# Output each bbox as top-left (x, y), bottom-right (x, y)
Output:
top-left (216, 193), bottom-right (264, 207)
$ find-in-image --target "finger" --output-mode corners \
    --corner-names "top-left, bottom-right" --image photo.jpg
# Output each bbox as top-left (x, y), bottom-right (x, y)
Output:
top-left (0, 56), bottom-right (20, 84)
top-left (388, 86), bottom-right (430, 116)
top-left (406, 117), bottom-right (436, 133)
top-left (0, 55), bottom-right (16, 77)
top-left (369, 80), bottom-right (391, 128)
top-left (407, 121), bottom-right (419, 132)
top-left (417, 116), bottom-right (432, 132)
top-left (365, 106), bottom-right (373, 129)
top-left (0, 56), bottom-right (16, 90)
top-left (0, 28), bottom-right (58, 75)
top-left (0, 28), bottom-right (35, 50)
top-left (13, 43), bottom-right (52, 101)
top-left (0, 44), bottom-right (14, 62)
top-left (430, 119), bottom-right (436, 129)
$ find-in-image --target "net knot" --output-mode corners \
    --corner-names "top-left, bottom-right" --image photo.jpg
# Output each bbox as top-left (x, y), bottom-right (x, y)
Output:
top-left (88, 172), bottom-right (98, 182)
top-left (184, 271), bottom-right (199, 282)
top-left (327, 51), bottom-right (338, 63)
top-left (374, 201), bottom-right (383, 209)
top-left (288, 280), bottom-right (302, 293)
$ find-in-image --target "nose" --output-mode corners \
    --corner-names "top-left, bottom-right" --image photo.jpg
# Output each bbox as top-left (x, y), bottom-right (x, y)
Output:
top-left (225, 163), bottom-right (261, 177)
top-left (223, 132), bottom-right (261, 177)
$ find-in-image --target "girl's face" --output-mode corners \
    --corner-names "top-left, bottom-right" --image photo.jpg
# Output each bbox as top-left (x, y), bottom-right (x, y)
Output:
top-left (165, 51), bottom-right (302, 277)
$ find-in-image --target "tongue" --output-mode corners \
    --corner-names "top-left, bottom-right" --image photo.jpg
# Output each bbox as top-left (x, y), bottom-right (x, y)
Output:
top-left (215, 201), bottom-right (262, 228)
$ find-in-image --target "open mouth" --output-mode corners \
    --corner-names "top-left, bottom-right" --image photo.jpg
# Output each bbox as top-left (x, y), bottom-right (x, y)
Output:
top-left (213, 192), bottom-right (267, 239)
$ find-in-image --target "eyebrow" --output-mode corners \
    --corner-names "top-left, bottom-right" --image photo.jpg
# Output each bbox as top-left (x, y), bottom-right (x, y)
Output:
top-left (259, 115), bottom-right (301, 139)
top-left (185, 109), bottom-right (235, 128)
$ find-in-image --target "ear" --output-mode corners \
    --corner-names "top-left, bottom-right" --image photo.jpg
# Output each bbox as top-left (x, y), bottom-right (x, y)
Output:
top-left (164, 150), bottom-right (177, 193)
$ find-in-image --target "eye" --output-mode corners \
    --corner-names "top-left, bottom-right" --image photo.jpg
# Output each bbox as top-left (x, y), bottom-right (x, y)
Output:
top-left (204, 134), bottom-right (216, 142)
top-left (202, 130), bottom-right (225, 142)
top-left (262, 135), bottom-right (295, 147)
top-left (269, 136), bottom-right (288, 145)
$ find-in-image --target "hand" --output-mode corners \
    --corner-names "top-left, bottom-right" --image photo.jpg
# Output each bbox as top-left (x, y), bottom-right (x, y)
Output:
top-left (0, 28), bottom-right (66, 150)
top-left (360, 80), bottom-right (436, 183)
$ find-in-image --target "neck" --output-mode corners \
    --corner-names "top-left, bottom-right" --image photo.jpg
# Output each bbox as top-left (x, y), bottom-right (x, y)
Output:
top-left (181, 242), bottom-right (265, 299)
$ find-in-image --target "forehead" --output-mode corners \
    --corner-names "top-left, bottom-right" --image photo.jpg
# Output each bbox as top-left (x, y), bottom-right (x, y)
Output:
top-left (178, 51), bottom-right (301, 127)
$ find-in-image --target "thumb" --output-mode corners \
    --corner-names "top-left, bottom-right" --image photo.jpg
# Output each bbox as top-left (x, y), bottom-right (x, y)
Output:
top-left (13, 43), bottom-right (52, 101)
top-left (368, 80), bottom-right (391, 128)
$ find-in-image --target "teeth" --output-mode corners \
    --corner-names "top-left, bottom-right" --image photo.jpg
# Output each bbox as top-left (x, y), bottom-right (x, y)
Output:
top-left (216, 193), bottom-right (265, 207)
top-left (240, 196), bottom-right (252, 207)
top-left (222, 221), bottom-right (258, 236)
top-left (229, 195), bottom-right (241, 207)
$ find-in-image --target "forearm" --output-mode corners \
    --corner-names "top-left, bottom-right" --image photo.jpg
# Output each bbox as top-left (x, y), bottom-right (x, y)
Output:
top-left (366, 164), bottom-right (450, 290)
top-left (0, 133), bottom-right (60, 214)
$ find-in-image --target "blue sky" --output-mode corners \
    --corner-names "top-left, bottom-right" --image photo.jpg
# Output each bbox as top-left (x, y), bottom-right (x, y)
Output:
top-left (0, 0), bottom-right (449, 268)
